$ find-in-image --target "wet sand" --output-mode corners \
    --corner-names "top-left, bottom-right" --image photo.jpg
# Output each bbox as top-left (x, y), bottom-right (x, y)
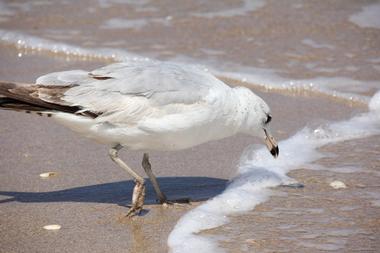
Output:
top-left (1, 0), bottom-right (380, 251)
top-left (208, 136), bottom-right (380, 252)
top-left (1, 46), bottom-right (378, 253)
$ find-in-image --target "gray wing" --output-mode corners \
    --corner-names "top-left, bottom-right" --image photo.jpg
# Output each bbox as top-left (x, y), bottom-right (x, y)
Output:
top-left (88, 61), bottom-right (222, 104)
top-left (35, 61), bottom-right (227, 121)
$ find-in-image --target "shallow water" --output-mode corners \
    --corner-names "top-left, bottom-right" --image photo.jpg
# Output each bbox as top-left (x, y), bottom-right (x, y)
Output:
top-left (0, 0), bottom-right (379, 252)
top-left (1, 0), bottom-right (379, 101)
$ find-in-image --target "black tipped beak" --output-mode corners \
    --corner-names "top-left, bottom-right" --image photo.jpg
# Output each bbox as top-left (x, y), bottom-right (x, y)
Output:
top-left (264, 128), bottom-right (279, 158)
top-left (270, 145), bottom-right (279, 158)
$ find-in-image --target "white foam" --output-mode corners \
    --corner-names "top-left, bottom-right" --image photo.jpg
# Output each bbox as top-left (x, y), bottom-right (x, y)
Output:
top-left (213, 67), bottom-right (376, 104)
top-left (101, 16), bottom-right (172, 30)
top-left (0, 1), bottom-right (51, 18)
top-left (349, 3), bottom-right (380, 29)
top-left (0, 29), bottom-right (149, 62)
top-left (302, 38), bottom-right (335, 50)
top-left (97, 0), bottom-right (150, 9)
top-left (167, 90), bottom-right (380, 252)
top-left (101, 18), bottom-right (149, 30)
top-left (169, 54), bottom-right (377, 104)
top-left (191, 0), bottom-right (266, 18)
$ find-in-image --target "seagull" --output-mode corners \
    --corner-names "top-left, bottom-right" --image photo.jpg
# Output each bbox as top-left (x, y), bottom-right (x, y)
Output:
top-left (0, 61), bottom-right (279, 217)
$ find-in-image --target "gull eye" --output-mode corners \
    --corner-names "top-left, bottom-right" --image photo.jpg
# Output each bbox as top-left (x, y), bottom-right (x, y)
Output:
top-left (265, 114), bottom-right (272, 124)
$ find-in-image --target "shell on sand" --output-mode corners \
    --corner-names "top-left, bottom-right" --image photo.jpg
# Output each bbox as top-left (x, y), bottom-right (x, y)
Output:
top-left (43, 224), bottom-right (61, 230)
top-left (39, 172), bottom-right (57, 178)
top-left (330, 180), bottom-right (347, 189)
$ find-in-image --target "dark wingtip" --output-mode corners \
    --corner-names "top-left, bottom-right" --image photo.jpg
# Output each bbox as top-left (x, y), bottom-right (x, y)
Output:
top-left (271, 146), bottom-right (279, 158)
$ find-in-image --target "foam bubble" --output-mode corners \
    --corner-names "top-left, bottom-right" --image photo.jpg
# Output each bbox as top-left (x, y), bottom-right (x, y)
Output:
top-left (168, 90), bottom-right (380, 252)
top-left (191, 0), bottom-right (266, 18)
top-left (302, 38), bottom-right (335, 50)
top-left (349, 3), bottom-right (380, 29)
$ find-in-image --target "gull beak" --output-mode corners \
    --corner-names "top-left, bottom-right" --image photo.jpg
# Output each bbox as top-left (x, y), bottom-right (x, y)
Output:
top-left (264, 128), bottom-right (279, 158)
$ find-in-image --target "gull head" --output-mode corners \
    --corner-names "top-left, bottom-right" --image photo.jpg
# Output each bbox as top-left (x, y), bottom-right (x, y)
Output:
top-left (234, 87), bottom-right (279, 158)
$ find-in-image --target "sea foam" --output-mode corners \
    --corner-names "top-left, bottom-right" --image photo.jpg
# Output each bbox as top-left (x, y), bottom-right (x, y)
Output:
top-left (0, 29), bottom-right (144, 62)
top-left (191, 0), bottom-right (266, 18)
top-left (349, 3), bottom-right (380, 29)
top-left (214, 68), bottom-right (376, 105)
top-left (167, 90), bottom-right (380, 253)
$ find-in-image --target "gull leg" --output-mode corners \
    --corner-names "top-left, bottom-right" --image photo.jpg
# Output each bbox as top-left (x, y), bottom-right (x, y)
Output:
top-left (142, 153), bottom-right (190, 206)
top-left (109, 144), bottom-right (145, 217)
top-left (142, 153), bottom-right (167, 204)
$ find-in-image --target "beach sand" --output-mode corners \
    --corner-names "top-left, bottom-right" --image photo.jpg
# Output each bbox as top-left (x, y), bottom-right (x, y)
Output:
top-left (1, 1), bottom-right (380, 252)
top-left (1, 46), bottom-right (378, 253)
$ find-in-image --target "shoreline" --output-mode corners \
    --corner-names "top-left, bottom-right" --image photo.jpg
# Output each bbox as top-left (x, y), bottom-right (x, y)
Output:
top-left (1, 34), bottom-right (378, 253)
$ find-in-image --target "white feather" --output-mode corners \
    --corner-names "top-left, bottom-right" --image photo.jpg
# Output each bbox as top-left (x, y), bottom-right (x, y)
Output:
top-left (38, 61), bottom-right (271, 151)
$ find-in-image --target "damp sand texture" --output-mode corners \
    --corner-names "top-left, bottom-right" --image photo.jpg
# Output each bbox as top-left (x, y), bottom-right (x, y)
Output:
top-left (1, 1), bottom-right (380, 253)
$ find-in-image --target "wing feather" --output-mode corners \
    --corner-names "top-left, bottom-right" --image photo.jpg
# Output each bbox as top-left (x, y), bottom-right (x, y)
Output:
top-left (33, 61), bottom-right (227, 124)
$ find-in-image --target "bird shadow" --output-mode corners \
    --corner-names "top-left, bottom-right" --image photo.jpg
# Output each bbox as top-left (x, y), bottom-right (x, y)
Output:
top-left (0, 177), bottom-right (228, 206)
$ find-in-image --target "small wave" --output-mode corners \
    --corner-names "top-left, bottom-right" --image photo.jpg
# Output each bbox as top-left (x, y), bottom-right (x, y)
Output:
top-left (349, 2), bottom-right (380, 29)
top-left (167, 55), bottom-right (377, 106)
top-left (191, 0), bottom-right (266, 18)
top-left (167, 90), bottom-right (380, 252)
top-left (0, 29), bottom-right (376, 106)
top-left (101, 16), bottom-right (172, 30)
top-left (214, 69), bottom-right (374, 106)
top-left (0, 29), bottom-right (147, 62)
top-left (302, 38), bottom-right (335, 50)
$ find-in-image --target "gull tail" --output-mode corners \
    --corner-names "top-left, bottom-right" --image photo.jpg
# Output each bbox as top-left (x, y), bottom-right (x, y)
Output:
top-left (0, 97), bottom-right (52, 116)
top-left (0, 81), bottom-right (49, 116)
top-left (0, 80), bottom-right (83, 117)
